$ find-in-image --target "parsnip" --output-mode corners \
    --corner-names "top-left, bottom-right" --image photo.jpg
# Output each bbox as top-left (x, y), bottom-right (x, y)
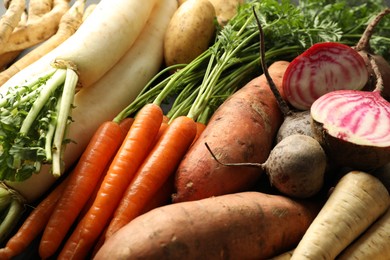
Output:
top-left (0, 0), bottom-right (86, 85)
top-left (291, 171), bottom-right (390, 260)
top-left (337, 207), bottom-right (390, 259)
top-left (0, 0), bottom-right (70, 55)
top-left (0, 0), bottom-right (25, 48)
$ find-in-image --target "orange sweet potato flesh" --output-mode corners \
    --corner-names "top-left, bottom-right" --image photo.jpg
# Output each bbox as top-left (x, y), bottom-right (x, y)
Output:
top-left (94, 191), bottom-right (321, 260)
top-left (173, 61), bottom-right (289, 202)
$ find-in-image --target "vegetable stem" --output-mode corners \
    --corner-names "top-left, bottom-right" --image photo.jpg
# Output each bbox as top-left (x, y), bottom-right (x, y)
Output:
top-left (52, 68), bottom-right (78, 177)
top-left (19, 69), bottom-right (66, 135)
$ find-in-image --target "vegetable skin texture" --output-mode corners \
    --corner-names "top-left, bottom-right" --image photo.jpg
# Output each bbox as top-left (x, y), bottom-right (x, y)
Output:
top-left (337, 207), bottom-right (390, 260)
top-left (264, 134), bottom-right (327, 199)
top-left (291, 171), bottom-right (390, 260)
top-left (164, 0), bottom-right (216, 67)
top-left (173, 61), bottom-right (289, 202)
top-left (94, 191), bottom-right (321, 260)
top-left (4, 0), bottom-right (177, 203)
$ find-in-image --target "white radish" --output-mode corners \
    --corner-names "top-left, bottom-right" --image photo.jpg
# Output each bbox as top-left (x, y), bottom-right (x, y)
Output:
top-left (1, 0), bottom-right (158, 90)
top-left (5, 0), bottom-right (178, 202)
top-left (291, 171), bottom-right (390, 260)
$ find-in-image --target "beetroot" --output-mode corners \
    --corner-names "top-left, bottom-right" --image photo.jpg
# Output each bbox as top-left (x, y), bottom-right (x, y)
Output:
top-left (310, 9), bottom-right (390, 171)
top-left (282, 42), bottom-right (369, 110)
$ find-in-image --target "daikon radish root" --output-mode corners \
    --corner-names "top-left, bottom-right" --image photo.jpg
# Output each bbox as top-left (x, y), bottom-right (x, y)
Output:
top-left (5, 0), bottom-right (176, 204)
top-left (337, 207), bottom-right (390, 259)
top-left (173, 61), bottom-right (289, 202)
top-left (291, 171), bottom-right (390, 260)
top-left (0, 0), bottom-right (70, 55)
top-left (0, 0), bottom-right (160, 194)
top-left (164, 0), bottom-right (216, 67)
top-left (0, 0), bottom-right (85, 86)
top-left (94, 192), bottom-right (322, 260)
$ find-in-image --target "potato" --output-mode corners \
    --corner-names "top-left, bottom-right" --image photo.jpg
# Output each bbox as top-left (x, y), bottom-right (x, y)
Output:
top-left (209, 0), bottom-right (244, 26)
top-left (164, 0), bottom-right (216, 67)
top-left (178, 0), bottom-right (243, 26)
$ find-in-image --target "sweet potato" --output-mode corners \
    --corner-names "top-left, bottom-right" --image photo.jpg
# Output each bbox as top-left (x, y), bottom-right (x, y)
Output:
top-left (173, 61), bottom-right (289, 202)
top-left (94, 191), bottom-right (322, 260)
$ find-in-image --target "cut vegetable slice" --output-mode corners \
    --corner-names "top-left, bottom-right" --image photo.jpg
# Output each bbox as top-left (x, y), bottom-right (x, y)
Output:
top-left (283, 42), bottom-right (368, 110)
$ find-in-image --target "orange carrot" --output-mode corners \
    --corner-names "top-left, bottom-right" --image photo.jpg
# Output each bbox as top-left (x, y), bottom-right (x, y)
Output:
top-left (192, 121), bottom-right (206, 144)
top-left (0, 178), bottom-right (68, 260)
top-left (57, 103), bottom-right (163, 259)
top-left (118, 117), bottom-right (135, 137)
top-left (104, 115), bottom-right (197, 239)
top-left (38, 119), bottom-right (132, 259)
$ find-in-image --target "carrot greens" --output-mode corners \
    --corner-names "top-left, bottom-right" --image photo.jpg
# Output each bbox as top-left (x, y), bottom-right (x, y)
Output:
top-left (116, 0), bottom-right (390, 125)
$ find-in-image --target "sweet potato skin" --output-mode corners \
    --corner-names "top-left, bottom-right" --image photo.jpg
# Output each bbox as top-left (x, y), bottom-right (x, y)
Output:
top-left (173, 61), bottom-right (289, 202)
top-left (94, 191), bottom-right (321, 260)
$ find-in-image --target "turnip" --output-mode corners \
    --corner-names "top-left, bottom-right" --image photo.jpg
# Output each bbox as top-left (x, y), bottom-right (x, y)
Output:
top-left (206, 134), bottom-right (328, 198)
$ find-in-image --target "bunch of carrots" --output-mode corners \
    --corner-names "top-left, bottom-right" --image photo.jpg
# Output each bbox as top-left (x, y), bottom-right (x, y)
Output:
top-left (0, 36), bottom-right (220, 258)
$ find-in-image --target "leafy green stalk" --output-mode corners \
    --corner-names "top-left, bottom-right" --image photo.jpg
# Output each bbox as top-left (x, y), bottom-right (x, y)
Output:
top-left (112, 0), bottom-right (390, 126)
top-left (0, 61), bottom-right (78, 182)
top-left (0, 183), bottom-right (24, 244)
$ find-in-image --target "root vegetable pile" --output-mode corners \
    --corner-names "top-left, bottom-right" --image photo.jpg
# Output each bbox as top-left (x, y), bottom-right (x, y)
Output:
top-left (0, 0), bottom-right (390, 259)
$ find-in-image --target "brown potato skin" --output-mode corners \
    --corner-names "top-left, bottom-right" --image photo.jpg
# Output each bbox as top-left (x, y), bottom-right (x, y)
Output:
top-left (172, 61), bottom-right (289, 202)
top-left (94, 192), bottom-right (321, 260)
top-left (164, 0), bottom-right (216, 66)
top-left (208, 0), bottom-right (244, 26)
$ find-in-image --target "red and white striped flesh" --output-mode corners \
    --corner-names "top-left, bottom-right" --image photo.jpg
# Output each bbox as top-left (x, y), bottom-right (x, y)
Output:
top-left (283, 42), bottom-right (369, 110)
top-left (311, 90), bottom-right (390, 146)
top-left (311, 89), bottom-right (390, 170)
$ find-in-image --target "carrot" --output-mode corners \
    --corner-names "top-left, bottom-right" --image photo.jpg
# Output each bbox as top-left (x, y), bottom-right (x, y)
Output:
top-left (0, 178), bottom-right (67, 260)
top-left (3, 0), bottom-right (174, 204)
top-left (94, 191), bottom-right (322, 260)
top-left (291, 171), bottom-right (390, 260)
top-left (337, 207), bottom-right (390, 259)
top-left (57, 103), bottom-right (163, 259)
top-left (104, 115), bottom-right (197, 239)
top-left (38, 119), bottom-right (131, 259)
top-left (173, 61), bottom-right (289, 202)
top-left (192, 121), bottom-right (206, 144)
